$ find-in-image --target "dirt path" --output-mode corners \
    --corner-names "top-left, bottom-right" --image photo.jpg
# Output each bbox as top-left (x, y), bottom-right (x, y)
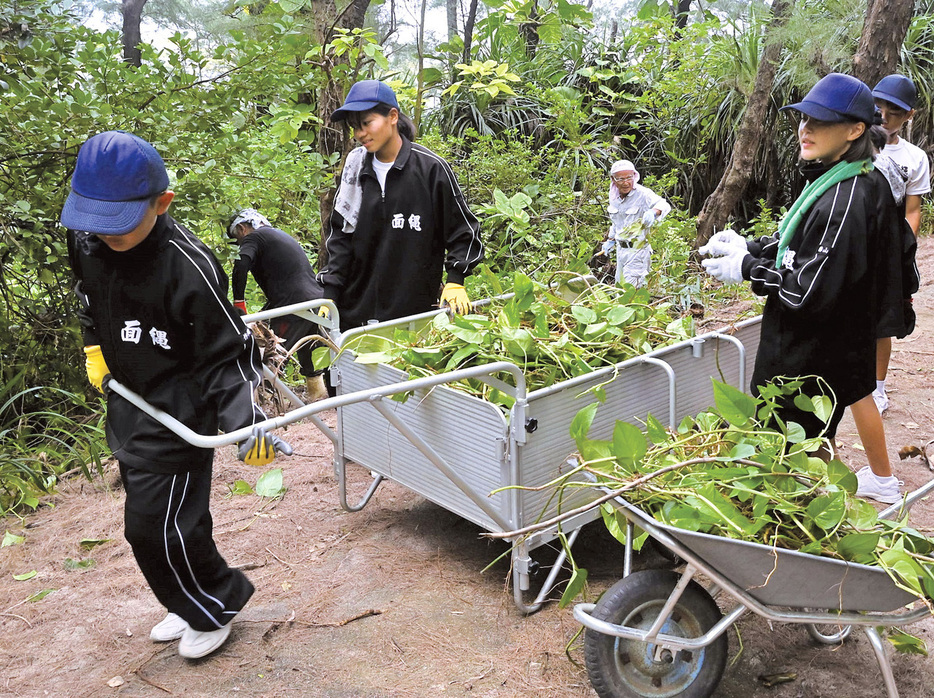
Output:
top-left (2, 239), bottom-right (934, 698)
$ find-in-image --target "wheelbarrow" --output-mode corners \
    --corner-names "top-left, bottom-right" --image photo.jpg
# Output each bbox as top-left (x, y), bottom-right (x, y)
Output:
top-left (573, 480), bottom-right (934, 698)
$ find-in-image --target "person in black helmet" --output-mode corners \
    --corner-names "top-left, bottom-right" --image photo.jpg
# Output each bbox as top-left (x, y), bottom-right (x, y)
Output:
top-left (227, 208), bottom-right (328, 401)
top-left (317, 79), bottom-right (484, 331)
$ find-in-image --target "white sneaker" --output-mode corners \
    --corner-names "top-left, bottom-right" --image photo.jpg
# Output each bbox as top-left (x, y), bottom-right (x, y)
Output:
top-left (150, 612), bottom-right (188, 642)
top-left (855, 466), bottom-right (903, 504)
top-left (178, 623), bottom-right (233, 659)
top-left (872, 388), bottom-right (889, 415)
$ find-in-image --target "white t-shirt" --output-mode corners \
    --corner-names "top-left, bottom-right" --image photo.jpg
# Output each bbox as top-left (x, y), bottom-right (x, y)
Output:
top-left (372, 157), bottom-right (394, 194)
top-left (882, 138), bottom-right (931, 197)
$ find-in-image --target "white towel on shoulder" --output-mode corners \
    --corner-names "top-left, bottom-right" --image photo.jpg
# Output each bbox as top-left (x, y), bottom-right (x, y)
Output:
top-left (333, 146), bottom-right (367, 234)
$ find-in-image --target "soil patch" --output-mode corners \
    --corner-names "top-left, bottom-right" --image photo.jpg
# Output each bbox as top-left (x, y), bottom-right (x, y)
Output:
top-left (2, 239), bottom-right (934, 698)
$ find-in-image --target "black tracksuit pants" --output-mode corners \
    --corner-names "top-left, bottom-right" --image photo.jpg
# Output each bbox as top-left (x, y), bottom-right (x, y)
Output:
top-left (120, 459), bottom-right (253, 632)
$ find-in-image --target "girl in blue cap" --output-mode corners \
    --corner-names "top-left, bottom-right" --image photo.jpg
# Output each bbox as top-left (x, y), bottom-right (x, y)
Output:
top-left (870, 74), bottom-right (929, 415)
top-left (317, 79), bottom-right (484, 331)
top-left (699, 73), bottom-right (908, 503)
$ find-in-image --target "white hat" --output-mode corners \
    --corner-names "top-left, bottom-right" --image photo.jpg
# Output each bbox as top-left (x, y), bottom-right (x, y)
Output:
top-left (610, 159), bottom-right (640, 183)
top-left (228, 208), bottom-right (271, 237)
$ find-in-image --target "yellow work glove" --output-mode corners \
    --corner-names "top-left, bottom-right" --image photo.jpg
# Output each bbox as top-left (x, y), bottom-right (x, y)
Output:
top-left (440, 283), bottom-right (471, 315)
top-left (317, 305), bottom-right (330, 319)
top-left (83, 345), bottom-right (111, 393)
top-left (237, 426), bottom-right (293, 467)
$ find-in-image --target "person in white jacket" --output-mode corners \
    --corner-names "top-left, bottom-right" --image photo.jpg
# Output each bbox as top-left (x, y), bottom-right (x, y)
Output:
top-left (601, 159), bottom-right (671, 287)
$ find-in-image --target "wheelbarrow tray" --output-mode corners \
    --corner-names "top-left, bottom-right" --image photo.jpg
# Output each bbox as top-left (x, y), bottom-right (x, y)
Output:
top-left (613, 495), bottom-right (918, 613)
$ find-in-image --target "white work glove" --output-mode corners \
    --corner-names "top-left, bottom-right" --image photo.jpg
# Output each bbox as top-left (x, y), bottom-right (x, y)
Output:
top-left (601, 239), bottom-right (615, 255)
top-left (641, 210), bottom-right (658, 228)
top-left (701, 250), bottom-right (748, 285)
top-left (698, 229), bottom-right (747, 258)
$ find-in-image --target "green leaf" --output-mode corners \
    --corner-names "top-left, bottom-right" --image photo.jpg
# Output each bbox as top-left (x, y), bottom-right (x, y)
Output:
top-left (2, 531), bottom-right (25, 547)
top-left (690, 484), bottom-right (758, 537)
top-left (600, 504), bottom-right (628, 545)
top-left (64, 558), bottom-right (95, 570)
top-left (558, 567), bottom-right (588, 608)
top-left (501, 327), bottom-right (534, 357)
top-left (27, 589), bottom-right (54, 602)
top-left (13, 570), bottom-right (37, 581)
top-left (845, 498), bottom-right (879, 528)
top-left (570, 403), bottom-right (599, 448)
top-left (783, 420), bottom-right (807, 443)
top-left (256, 468), bottom-right (285, 498)
top-left (645, 414), bottom-right (669, 444)
top-left (312, 346), bottom-right (332, 370)
top-left (570, 305), bottom-right (597, 324)
top-left (887, 629), bottom-right (928, 655)
top-left (826, 459), bottom-right (857, 494)
top-left (806, 493), bottom-right (846, 531)
top-left (712, 380), bottom-right (756, 426)
top-left (836, 532), bottom-right (880, 561)
top-left (229, 480), bottom-right (254, 496)
top-left (606, 305), bottom-right (636, 326)
top-left (812, 395), bottom-right (833, 423)
top-left (79, 538), bottom-right (109, 550)
top-left (612, 421), bottom-right (647, 471)
top-left (727, 443), bottom-right (756, 461)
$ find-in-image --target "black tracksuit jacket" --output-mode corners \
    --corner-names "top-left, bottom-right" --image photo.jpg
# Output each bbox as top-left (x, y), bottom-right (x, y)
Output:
top-left (231, 225), bottom-right (323, 310)
top-left (742, 164), bottom-right (904, 410)
top-left (318, 137), bottom-right (484, 330)
top-left (68, 214), bottom-right (267, 472)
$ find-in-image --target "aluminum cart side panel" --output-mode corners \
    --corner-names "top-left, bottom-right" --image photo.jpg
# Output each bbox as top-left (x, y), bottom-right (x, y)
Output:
top-left (338, 360), bottom-right (512, 532)
top-left (518, 319), bottom-right (761, 534)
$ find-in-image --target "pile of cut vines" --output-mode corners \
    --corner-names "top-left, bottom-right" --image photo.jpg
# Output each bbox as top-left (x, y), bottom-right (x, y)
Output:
top-left (557, 378), bottom-right (934, 609)
top-left (338, 273), bottom-right (692, 408)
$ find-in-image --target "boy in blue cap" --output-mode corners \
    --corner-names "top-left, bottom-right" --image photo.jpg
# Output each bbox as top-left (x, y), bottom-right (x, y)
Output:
top-left (870, 74), bottom-right (929, 415)
top-left (699, 74), bottom-right (907, 503)
top-left (63, 131), bottom-right (291, 659)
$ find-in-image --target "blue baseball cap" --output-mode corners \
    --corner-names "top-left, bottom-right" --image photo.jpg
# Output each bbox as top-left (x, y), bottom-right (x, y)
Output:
top-left (781, 73), bottom-right (875, 124)
top-left (872, 74), bottom-right (917, 111)
top-left (330, 80), bottom-right (400, 121)
top-left (61, 131), bottom-right (170, 235)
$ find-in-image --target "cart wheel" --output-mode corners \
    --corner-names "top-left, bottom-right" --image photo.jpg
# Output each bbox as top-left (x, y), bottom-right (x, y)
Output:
top-left (805, 617), bottom-right (852, 645)
top-left (584, 569), bottom-right (727, 698)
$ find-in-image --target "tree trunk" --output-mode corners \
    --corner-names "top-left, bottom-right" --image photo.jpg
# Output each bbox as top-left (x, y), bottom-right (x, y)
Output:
top-left (121, 0), bottom-right (148, 67)
top-left (313, 0), bottom-right (372, 258)
top-left (519, 0), bottom-right (540, 59)
top-left (851, 0), bottom-right (914, 87)
top-left (446, 0), bottom-right (458, 75)
top-left (674, 0), bottom-right (692, 30)
top-left (462, 0), bottom-right (480, 64)
top-left (413, 0), bottom-right (427, 134)
top-left (693, 0), bottom-right (794, 249)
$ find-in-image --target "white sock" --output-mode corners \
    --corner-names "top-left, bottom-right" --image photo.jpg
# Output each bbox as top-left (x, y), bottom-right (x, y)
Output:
top-left (876, 379), bottom-right (886, 394)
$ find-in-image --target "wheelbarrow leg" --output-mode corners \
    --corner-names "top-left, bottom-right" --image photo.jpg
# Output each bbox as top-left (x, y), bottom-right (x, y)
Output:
top-left (863, 626), bottom-right (899, 698)
top-left (512, 528), bottom-right (582, 615)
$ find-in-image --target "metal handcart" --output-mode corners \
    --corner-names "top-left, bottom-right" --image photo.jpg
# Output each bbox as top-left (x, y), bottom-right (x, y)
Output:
top-left (106, 293), bottom-right (764, 614)
top-left (573, 479), bottom-right (934, 698)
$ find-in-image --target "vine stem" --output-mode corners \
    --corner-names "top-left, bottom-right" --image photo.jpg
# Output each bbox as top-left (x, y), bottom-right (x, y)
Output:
top-left (484, 456), bottom-right (764, 540)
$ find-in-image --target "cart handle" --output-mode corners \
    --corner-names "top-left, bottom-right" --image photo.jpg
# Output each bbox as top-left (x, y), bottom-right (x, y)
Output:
top-left (104, 360), bottom-right (526, 450)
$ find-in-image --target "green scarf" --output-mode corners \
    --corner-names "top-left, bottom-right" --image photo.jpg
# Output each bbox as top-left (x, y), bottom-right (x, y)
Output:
top-left (775, 158), bottom-right (873, 268)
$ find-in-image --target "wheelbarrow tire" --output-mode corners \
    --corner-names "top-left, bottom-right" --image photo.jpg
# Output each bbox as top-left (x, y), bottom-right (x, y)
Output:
top-left (584, 569), bottom-right (726, 698)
